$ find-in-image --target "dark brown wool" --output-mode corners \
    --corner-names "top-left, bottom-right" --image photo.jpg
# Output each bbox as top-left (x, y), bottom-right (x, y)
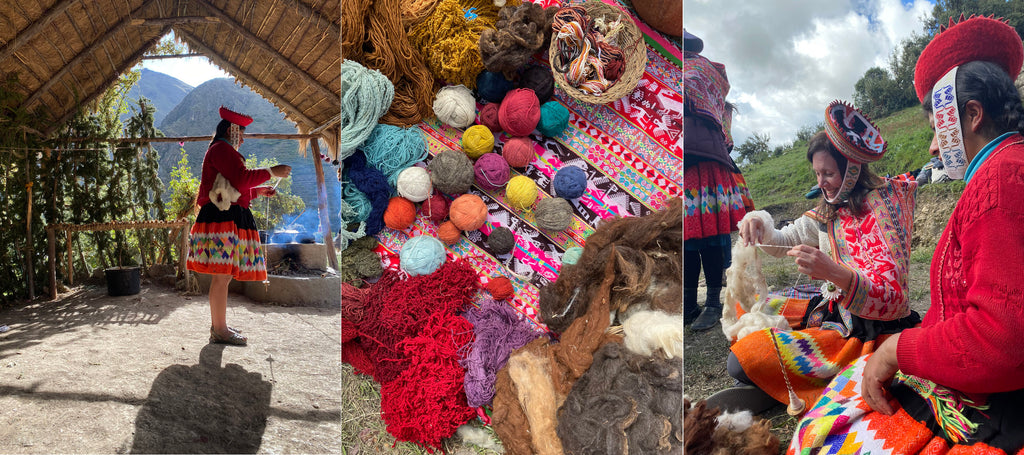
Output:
top-left (479, 3), bottom-right (557, 74)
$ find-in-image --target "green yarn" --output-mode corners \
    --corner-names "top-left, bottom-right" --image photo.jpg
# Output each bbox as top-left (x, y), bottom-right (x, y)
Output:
top-left (341, 60), bottom-right (395, 158)
top-left (562, 246), bottom-right (583, 266)
top-left (341, 236), bottom-right (384, 285)
top-left (536, 101), bottom-right (570, 137)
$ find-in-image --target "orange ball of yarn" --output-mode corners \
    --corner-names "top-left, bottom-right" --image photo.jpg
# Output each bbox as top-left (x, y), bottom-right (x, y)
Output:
top-left (498, 88), bottom-right (541, 136)
top-left (485, 277), bottom-right (515, 300)
top-left (502, 136), bottom-right (535, 168)
top-left (449, 194), bottom-right (488, 231)
top-left (384, 197), bottom-right (417, 230)
top-left (437, 220), bottom-right (462, 245)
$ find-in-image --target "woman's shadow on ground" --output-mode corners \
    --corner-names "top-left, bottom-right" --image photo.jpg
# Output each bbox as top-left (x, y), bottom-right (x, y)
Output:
top-left (129, 343), bottom-right (273, 453)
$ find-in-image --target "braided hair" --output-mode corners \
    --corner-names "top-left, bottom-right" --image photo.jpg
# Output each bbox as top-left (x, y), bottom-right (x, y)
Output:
top-left (210, 119), bottom-right (245, 147)
top-left (923, 60), bottom-right (1024, 138)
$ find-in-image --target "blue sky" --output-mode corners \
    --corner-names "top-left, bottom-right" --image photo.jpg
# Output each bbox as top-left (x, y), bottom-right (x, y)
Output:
top-left (686, 0), bottom-right (935, 149)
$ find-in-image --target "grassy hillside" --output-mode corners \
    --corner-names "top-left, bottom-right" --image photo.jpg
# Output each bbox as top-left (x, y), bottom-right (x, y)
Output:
top-left (741, 106), bottom-right (934, 220)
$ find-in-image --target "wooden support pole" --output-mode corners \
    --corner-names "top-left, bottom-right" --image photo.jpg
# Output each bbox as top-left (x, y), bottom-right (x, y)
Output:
top-left (310, 140), bottom-right (338, 270)
top-left (180, 221), bottom-right (190, 286)
top-left (66, 231), bottom-right (74, 286)
top-left (26, 178), bottom-right (34, 301)
top-left (48, 227), bottom-right (56, 300)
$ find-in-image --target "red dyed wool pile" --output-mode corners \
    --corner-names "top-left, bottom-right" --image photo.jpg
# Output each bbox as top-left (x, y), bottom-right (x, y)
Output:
top-left (380, 312), bottom-right (478, 452)
top-left (342, 283), bottom-right (366, 347)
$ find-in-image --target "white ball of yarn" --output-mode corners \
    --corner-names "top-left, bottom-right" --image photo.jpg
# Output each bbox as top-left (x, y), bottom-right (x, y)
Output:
top-left (433, 85), bottom-right (477, 129)
top-left (396, 166), bottom-right (433, 202)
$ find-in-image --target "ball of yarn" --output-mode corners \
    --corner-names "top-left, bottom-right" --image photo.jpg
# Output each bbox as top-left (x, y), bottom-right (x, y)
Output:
top-left (462, 125), bottom-right (495, 159)
top-left (519, 65), bottom-right (554, 104)
top-left (506, 175), bottom-right (538, 210)
top-left (360, 124), bottom-right (428, 187)
top-left (400, 235), bottom-right (447, 276)
top-left (476, 71), bottom-right (514, 103)
top-left (422, 192), bottom-right (449, 224)
top-left (536, 101), bottom-right (569, 137)
top-left (501, 136), bottom-right (535, 168)
top-left (562, 246), bottom-right (584, 265)
top-left (498, 88), bottom-right (541, 136)
top-left (429, 150), bottom-right (475, 195)
top-left (552, 165), bottom-right (587, 199)
top-left (396, 166), bottom-right (433, 202)
top-left (487, 226), bottom-right (515, 255)
top-left (534, 197), bottom-right (573, 231)
top-left (437, 220), bottom-right (462, 245)
top-left (449, 194), bottom-right (488, 231)
top-left (477, 103), bottom-right (502, 132)
top-left (473, 152), bottom-right (511, 190)
top-left (434, 85), bottom-right (478, 128)
top-left (485, 277), bottom-right (515, 300)
top-left (384, 197), bottom-right (418, 230)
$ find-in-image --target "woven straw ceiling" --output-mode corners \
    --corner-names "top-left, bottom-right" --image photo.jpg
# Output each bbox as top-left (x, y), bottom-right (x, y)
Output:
top-left (0, 0), bottom-right (340, 156)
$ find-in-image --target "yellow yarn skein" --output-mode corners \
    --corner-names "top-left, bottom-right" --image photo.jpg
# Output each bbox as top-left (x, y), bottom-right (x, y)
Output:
top-left (506, 175), bottom-right (538, 210)
top-left (461, 125), bottom-right (495, 159)
top-left (407, 0), bottom-right (511, 88)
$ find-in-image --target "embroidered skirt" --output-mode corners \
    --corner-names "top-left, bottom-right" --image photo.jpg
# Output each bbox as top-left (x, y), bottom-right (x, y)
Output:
top-left (684, 160), bottom-right (754, 241)
top-left (789, 355), bottom-right (1024, 454)
top-left (187, 203), bottom-right (267, 281)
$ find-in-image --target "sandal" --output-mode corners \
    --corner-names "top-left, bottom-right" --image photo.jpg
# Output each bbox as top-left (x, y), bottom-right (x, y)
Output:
top-left (211, 325), bottom-right (242, 334)
top-left (209, 327), bottom-right (247, 346)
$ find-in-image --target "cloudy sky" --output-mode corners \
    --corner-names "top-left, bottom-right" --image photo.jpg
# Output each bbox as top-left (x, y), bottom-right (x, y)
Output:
top-left (685, 0), bottom-right (934, 148)
top-left (143, 55), bottom-right (230, 87)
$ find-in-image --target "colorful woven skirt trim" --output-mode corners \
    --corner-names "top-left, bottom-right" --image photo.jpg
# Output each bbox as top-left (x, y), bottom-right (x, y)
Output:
top-left (788, 355), bottom-right (1024, 455)
top-left (731, 297), bottom-right (889, 411)
top-left (684, 160), bottom-right (754, 240)
top-left (187, 203), bottom-right (267, 282)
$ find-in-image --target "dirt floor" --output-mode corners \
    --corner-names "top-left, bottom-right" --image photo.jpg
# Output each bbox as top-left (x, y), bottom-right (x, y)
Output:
top-left (0, 280), bottom-right (341, 454)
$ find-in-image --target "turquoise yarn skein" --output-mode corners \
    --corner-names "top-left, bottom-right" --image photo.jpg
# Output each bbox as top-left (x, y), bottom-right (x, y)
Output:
top-left (341, 60), bottom-right (395, 158)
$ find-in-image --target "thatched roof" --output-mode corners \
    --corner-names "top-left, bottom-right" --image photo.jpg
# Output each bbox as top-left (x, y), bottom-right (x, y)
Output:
top-left (0, 0), bottom-right (340, 159)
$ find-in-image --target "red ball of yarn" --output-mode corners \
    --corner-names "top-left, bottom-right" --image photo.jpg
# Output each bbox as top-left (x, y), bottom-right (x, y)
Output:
top-left (478, 102), bottom-right (502, 132)
top-left (437, 221), bottom-right (462, 245)
top-left (485, 276), bottom-right (515, 300)
top-left (502, 136), bottom-right (535, 168)
top-left (449, 194), bottom-right (488, 231)
top-left (384, 197), bottom-right (417, 230)
top-left (473, 152), bottom-right (511, 190)
top-left (421, 192), bottom-right (449, 224)
top-left (498, 88), bottom-right (541, 136)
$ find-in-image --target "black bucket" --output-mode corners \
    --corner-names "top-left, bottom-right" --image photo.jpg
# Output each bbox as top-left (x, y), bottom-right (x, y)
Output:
top-left (105, 266), bottom-right (141, 296)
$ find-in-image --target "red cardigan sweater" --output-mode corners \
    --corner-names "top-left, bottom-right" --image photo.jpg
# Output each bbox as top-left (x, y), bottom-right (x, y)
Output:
top-left (897, 133), bottom-right (1024, 395)
top-left (195, 140), bottom-right (272, 209)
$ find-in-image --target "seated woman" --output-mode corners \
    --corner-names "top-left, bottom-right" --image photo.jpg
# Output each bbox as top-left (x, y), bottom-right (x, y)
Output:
top-left (791, 16), bottom-right (1024, 453)
top-left (706, 100), bottom-right (920, 415)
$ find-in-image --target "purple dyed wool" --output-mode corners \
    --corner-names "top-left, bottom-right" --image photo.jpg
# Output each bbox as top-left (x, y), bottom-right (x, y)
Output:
top-left (460, 299), bottom-right (543, 407)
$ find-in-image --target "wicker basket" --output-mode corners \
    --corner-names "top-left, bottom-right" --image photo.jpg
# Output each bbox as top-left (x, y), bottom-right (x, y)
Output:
top-left (548, 1), bottom-right (648, 105)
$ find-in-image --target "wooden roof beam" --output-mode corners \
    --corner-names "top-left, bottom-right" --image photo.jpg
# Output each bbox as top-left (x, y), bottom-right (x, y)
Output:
top-left (23, 0), bottom-right (158, 110)
top-left (44, 26), bottom-right (171, 137)
top-left (174, 28), bottom-right (317, 128)
top-left (191, 0), bottom-right (337, 102)
top-left (130, 16), bottom-right (220, 26)
top-left (0, 0), bottom-right (79, 63)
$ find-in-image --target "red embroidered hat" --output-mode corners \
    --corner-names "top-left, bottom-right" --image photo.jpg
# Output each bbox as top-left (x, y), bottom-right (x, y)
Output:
top-left (219, 106), bottom-right (253, 127)
top-left (824, 100), bottom-right (886, 164)
top-left (913, 15), bottom-right (1024, 103)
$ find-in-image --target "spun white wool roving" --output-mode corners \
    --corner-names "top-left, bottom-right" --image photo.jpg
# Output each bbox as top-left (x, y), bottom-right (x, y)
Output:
top-left (457, 425), bottom-right (506, 453)
top-left (622, 310), bottom-right (683, 359)
top-left (716, 410), bottom-right (755, 432)
top-left (396, 166), bottom-right (432, 202)
top-left (721, 239), bottom-right (789, 342)
top-left (433, 85), bottom-right (477, 128)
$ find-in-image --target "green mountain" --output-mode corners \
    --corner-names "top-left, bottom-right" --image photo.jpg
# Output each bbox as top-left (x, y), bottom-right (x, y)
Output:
top-left (124, 68), bottom-right (193, 126)
top-left (155, 77), bottom-right (341, 232)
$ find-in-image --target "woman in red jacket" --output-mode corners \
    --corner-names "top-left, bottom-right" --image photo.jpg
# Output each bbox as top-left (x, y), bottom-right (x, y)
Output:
top-left (187, 107), bottom-right (291, 346)
top-left (790, 16), bottom-right (1024, 453)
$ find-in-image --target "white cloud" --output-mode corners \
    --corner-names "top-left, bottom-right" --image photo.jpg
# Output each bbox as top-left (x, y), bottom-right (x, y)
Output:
top-left (141, 56), bottom-right (231, 87)
top-left (686, 0), bottom-right (932, 148)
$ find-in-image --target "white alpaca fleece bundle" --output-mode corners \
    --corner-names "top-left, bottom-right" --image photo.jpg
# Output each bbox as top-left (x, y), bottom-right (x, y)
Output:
top-left (457, 425), bottom-right (506, 453)
top-left (720, 239), bottom-right (768, 329)
top-left (209, 173), bottom-right (240, 211)
top-left (722, 297), bottom-right (790, 342)
top-left (622, 310), bottom-right (683, 359)
top-left (716, 410), bottom-right (755, 432)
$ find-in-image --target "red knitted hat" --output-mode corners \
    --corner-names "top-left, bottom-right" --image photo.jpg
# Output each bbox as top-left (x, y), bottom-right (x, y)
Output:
top-left (913, 15), bottom-right (1024, 103)
top-left (824, 100), bottom-right (886, 164)
top-left (219, 106), bottom-right (253, 127)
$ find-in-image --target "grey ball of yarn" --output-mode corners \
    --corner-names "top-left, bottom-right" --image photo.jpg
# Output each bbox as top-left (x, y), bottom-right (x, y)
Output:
top-left (487, 226), bottom-right (516, 255)
top-left (429, 150), bottom-right (475, 195)
top-left (535, 197), bottom-right (573, 231)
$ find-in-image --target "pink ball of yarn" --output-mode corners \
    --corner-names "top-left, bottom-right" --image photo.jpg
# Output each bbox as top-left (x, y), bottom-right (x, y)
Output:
top-left (498, 88), bottom-right (540, 137)
top-left (449, 194), bottom-right (488, 231)
top-left (421, 192), bottom-right (449, 224)
top-left (502, 137), bottom-right (535, 168)
top-left (477, 103), bottom-right (502, 132)
top-left (473, 153), bottom-right (511, 190)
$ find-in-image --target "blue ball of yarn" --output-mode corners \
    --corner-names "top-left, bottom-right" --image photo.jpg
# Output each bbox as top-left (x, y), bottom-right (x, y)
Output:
top-left (562, 246), bottom-right (584, 266)
top-left (536, 101), bottom-right (570, 137)
top-left (553, 166), bottom-right (587, 199)
top-left (360, 124), bottom-right (428, 188)
top-left (476, 71), bottom-right (514, 103)
top-left (400, 235), bottom-right (447, 276)
top-left (344, 150), bottom-right (391, 236)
